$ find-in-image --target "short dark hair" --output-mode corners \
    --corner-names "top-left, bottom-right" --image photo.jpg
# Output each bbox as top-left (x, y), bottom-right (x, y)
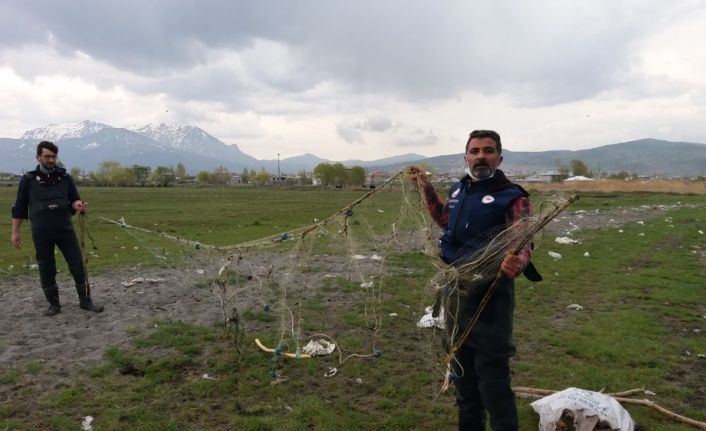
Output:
top-left (37, 140), bottom-right (58, 156)
top-left (466, 130), bottom-right (501, 154)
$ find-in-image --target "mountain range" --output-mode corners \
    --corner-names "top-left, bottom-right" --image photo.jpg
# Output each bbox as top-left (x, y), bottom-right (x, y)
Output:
top-left (2, 121), bottom-right (705, 176)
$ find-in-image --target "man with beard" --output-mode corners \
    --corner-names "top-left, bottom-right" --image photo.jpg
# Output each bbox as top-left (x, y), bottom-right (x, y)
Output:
top-left (11, 140), bottom-right (104, 316)
top-left (409, 129), bottom-right (540, 430)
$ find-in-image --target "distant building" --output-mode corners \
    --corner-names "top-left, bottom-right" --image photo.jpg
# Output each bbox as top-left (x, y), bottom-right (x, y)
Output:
top-left (367, 171), bottom-right (388, 187)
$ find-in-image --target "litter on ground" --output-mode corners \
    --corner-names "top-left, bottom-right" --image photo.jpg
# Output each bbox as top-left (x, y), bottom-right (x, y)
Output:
top-left (417, 306), bottom-right (445, 329)
top-left (302, 339), bottom-right (336, 356)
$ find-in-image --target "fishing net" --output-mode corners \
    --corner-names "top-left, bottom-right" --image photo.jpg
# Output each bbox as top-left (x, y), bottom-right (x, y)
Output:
top-left (96, 170), bottom-right (575, 380)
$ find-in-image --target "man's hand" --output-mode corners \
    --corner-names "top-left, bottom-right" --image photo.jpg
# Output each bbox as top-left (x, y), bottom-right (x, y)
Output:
top-left (408, 166), bottom-right (430, 189)
top-left (500, 252), bottom-right (524, 279)
top-left (11, 219), bottom-right (23, 249)
top-left (72, 200), bottom-right (87, 214)
top-left (11, 231), bottom-right (22, 249)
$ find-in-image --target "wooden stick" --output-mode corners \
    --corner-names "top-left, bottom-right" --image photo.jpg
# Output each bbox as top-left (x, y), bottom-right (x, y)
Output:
top-left (254, 338), bottom-right (312, 359)
top-left (512, 387), bottom-right (706, 430)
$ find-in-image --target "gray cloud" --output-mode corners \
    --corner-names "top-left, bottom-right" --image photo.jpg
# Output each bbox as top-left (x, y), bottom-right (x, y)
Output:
top-left (336, 123), bottom-right (362, 143)
top-left (360, 117), bottom-right (393, 132)
top-left (3, 0), bottom-right (699, 109)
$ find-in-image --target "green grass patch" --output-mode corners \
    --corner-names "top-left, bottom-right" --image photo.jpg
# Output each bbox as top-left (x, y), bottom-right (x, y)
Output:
top-left (1, 189), bottom-right (704, 430)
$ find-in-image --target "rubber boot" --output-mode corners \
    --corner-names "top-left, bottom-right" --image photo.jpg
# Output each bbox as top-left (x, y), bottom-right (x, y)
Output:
top-left (42, 284), bottom-right (61, 316)
top-left (76, 284), bottom-right (104, 313)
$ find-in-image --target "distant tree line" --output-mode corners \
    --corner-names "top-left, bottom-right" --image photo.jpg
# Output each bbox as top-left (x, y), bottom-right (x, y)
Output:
top-left (69, 160), bottom-right (363, 187)
top-left (312, 162), bottom-right (366, 187)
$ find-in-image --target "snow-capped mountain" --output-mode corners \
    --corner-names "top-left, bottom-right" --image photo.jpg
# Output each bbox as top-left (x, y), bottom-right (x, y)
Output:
top-left (21, 120), bottom-right (111, 141)
top-left (1, 120), bottom-right (429, 174)
top-left (128, 123), bottom-right (259, 165)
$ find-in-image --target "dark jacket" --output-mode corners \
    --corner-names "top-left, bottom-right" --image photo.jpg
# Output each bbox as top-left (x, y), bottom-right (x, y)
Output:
top-left (440, 172), bottom-right (526, 264)
top-left (441, 171), bottom-right (530, 356)
top-left (12, 166), bottom-right (80, 230)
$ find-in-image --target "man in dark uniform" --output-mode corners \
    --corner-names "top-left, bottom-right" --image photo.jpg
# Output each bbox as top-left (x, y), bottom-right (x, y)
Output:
top-left (410, 130), bottom-right (540, 431)
top-left (11, 140), bottom-right (104, 316)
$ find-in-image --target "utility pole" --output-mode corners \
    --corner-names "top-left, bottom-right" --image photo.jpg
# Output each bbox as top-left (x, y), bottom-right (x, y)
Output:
top-left (277, 153), bottom-right (281, 184)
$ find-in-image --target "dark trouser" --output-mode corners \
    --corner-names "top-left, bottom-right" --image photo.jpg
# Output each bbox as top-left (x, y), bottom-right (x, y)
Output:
top-left (32, 227), bottom-right (86, 306)
top-left (453, 343), bottom-right (517, 431)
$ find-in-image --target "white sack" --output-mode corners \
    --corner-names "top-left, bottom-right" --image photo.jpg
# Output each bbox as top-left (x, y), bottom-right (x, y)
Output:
top-left (531, 387), bottom-right (634, 431)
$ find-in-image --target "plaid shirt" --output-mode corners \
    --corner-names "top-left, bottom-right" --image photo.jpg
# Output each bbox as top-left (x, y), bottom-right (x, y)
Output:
top-left (421, 181), bottom-right (532, 267)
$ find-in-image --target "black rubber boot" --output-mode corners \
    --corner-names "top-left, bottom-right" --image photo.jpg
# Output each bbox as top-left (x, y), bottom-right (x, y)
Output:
top-left (76, 284), bottom-right (104, 313)
top-left (42, 285), bottom-right (61, 316)
top-left (45, 304), bottom-right (61, 316)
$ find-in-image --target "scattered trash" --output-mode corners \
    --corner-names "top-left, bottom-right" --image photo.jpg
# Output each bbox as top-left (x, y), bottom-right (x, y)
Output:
top-left (81, 416), bottom-right (94, 431)
top-left (698, 354), bottom-right (705, 359)
top-left (531, 387), bottom-right (635, 431)
top-left (699, 230), bottom-right (704, 235)
top-left (566, 304), bottom-right (583, 311)
top-left (638, 233), bottom-right (645, 236)
top-left (360, 281), bottom-right (374, 289)
top-left (548, 251), bottom-right (562, 260)
top-left (555, 237), bottom-right (580, 244)
top-left (417, 305), bottom-right (445, 329)
top-left (389, 313), bottom-right (398, 318)
top-left (618, 229), bottom-right (624, 233)
top-left (302, 339), bottom-right (336, 356)
top-left (121, 277), bottom-right (165, 287)
top-left (202, 373), bottom-right (217, 380)
top-left (637, 221), bottom-right (645, 225)
top-left (354, 377), bottom-right (363, 384)
top-left (196, 269), bottom-right (205, 275)
top-left (353, 254), bottom-right (383, 260)
top-left (583, 252), bottom-right (590, 257)
top-left (323, 367), bottom-right (337, 378)
top-left (377, 209), bottom-right (384, 213)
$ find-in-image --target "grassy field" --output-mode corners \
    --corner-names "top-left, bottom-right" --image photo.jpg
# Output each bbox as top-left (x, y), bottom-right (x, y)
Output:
top-left (1, 185), bottom-right (705, 430)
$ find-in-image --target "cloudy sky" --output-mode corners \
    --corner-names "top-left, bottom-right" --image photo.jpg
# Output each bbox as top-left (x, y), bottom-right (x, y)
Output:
top-left (1, 0), bottom-right (704, 160)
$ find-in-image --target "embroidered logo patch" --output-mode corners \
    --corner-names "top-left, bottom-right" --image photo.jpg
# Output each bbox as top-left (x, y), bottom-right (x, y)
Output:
top-left (451, 188), bottom-right (460, 198)
top-left (482, 195), bottom-right (495, 204)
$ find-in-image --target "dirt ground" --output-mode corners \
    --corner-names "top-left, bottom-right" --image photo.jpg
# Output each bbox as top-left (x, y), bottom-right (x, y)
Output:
top-left (0, 203), bottom-right (695, 376)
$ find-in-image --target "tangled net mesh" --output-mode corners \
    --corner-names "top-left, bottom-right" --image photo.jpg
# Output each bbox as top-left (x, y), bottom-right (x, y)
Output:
top-left (97, 170), bottom-right (575, 379)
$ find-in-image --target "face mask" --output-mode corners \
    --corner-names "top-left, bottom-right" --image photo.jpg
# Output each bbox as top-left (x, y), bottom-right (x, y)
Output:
top-left (465, 163), bottom-right (495, 181)
top-left (39, 164), bottom-right (56, 174)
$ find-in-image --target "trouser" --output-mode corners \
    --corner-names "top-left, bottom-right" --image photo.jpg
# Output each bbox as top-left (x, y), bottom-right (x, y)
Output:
top-left (453, 343), bottom-right (517, 431)
top-left (32, 227), bottom-right (86, 306)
